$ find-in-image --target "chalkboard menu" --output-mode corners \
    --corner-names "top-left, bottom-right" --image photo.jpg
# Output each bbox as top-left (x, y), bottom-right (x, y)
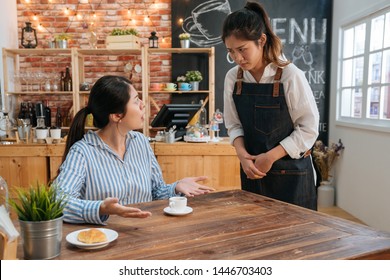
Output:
top-left (172, 0), bottom-right (332, 142)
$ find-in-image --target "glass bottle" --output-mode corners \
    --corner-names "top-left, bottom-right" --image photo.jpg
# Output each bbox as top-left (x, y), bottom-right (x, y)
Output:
top-left (199, 99), bottom-right (208, 127)
top-left (63, 67), bottom-right (72, 92)
top-left (60, 71), bottom-right (64, 91)
top-left (44, 100), bottom-right (51, 128)
top-left (3, 112), bottom-right (12, 139)
top-left (18, 102), bottom-right (27, 120)
top-left (0, 175), bottom-right (9, 213)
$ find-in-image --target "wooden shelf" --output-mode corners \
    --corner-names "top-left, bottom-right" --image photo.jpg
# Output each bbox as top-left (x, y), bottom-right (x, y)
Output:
top-left (148, 90), bottom-right (210, 94)
top-left (148, 47), bottom-right (214, 54)
top-left (6, 91), bottom-right (73, 95)
top-left (76, 48), bottom-right (141, 56)
top-left (2, 47), bottom-right (214, 136)
top-left (2, 48), bottom-right (72, 56)
top-left (143, 46), bottom-right (215, 136)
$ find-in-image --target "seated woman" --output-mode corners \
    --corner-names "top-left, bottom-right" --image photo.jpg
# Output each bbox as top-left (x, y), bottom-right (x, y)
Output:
top-left (55, 75), bottom-right (214, 224)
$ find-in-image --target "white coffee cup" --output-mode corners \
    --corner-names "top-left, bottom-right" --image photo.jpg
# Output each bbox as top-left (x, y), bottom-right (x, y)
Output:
top-left (165, 83), bottom-right (177, 90)
top-left (169, 196), bottom-right (187, 212)
top-left (50, 128), bottom-right (61, 139)
top-left (35, 128), bottom-right (49, 139)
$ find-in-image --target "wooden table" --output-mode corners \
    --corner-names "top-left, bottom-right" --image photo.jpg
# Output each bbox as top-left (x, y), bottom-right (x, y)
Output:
top-left (17, 190), bottom-right (390, 260)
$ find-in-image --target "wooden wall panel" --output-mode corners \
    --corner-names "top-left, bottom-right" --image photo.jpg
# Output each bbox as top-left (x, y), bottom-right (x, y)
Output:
top-left (203, 155), bottom-right (240, 191)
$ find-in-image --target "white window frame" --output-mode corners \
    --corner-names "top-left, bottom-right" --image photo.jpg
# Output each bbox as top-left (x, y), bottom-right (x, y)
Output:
top-left (336, 5), bottom-right (390, 133)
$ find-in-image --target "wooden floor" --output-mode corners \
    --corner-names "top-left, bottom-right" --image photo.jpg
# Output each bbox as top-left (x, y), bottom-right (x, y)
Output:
top-left (318, 206), bottom-right (365, 224)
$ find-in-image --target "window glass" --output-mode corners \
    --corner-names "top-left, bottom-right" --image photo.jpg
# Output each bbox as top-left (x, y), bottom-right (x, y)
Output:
top-left (382, 49), bottom-right (390, 83)
top-left (353, 88), bottom-right (363, 118)
top-left (353, 57), bottom-right (364, 87)
top-left (370, 15), bottom-right (384, 51)
top-left (343, 28), bottom-right (354, 58)
top-left (367, 86), bottom-right (380, 119)
top-left (381, 86), bottom-right (390, 120)
top-left (338, 7), bottom-right (390, 130)
top-left (354, 24), bottom-right (366, 55)
top-left (368, 52), bottom-right (382, 84)
top-left (384, 12), bottom-right (390, 48)
top-left (342, 59), bottom-right (352, 87)
top-left (341, 89), bottom-right (352, 117)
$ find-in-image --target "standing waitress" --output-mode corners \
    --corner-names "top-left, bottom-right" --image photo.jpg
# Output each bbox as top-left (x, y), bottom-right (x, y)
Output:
top-left (222, 1), bottom-right (319, 210)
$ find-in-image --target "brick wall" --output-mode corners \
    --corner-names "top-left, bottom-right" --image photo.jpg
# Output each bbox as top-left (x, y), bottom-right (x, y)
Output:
top-left (15, 0), bottom-right (173, 125)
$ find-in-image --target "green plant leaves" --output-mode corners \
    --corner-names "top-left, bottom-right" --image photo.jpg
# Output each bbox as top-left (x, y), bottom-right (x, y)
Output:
top-left (110, 28), bottom-right (139, 36)
top-left (9, 182), bottom-right (67, 221)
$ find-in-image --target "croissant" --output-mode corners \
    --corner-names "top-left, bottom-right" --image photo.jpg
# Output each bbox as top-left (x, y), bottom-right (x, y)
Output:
top-left (77, 229), bottom-right (107, 244)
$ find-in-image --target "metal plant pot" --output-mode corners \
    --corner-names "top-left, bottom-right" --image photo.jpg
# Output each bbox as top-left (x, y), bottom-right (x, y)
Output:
top-left (190, 81), bottom-right (199, 91)
top-left (19, 216), bottom-right (63, 259)
top-left (56, 39), bottom-right (68, 49)
top-left (180, 39), bottom-right (190, 48)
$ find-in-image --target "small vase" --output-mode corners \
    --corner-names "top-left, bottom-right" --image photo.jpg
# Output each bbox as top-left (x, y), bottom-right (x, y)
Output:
top-left (56, 39), bottom-right (68, 49)
top-left (317, 180), bottom-right (335, 207)
top-left (190, 81), bottom-right (199, 91)
top-left (180, 39), bottom-right (190, 48)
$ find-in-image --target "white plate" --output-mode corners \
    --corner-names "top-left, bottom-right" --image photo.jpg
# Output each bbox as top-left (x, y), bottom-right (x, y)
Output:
top-left (66, 228), bottom-right (118, 250)
top-left (164, 206), bottom-right (193, 216)
top-left (163, 88), bottom-right (176, 91)
top-left (184, 136), bottom-right (210, 143)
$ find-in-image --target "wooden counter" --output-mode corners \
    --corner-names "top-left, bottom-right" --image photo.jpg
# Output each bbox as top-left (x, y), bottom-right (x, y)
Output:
top-left (16, 190), bottom-right (390, 260)
top-left (0, 143), bottom-right (65, 188)
top-left (154, 139), bottom-right (240, 191)
top-left (0, 139), bottom-right (240, 192)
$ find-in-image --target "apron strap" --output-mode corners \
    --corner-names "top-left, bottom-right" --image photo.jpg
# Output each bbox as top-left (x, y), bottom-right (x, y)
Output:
top-left (273, 67), bottom-right (283, 97)
top-left (235, 67), bottom-right (244, 95)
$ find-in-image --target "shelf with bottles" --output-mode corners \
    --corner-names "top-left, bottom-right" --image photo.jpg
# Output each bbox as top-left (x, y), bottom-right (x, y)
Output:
top-left (2, 48), bottom-right (74, 95)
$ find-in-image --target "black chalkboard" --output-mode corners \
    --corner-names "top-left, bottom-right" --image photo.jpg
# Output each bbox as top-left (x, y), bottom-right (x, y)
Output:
top-left (172, 0), bottom-right (332, 143)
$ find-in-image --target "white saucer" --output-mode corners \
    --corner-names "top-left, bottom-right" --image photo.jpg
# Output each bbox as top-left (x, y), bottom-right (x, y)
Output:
top-left (164, 206), bottom-right (193, 216)
top-left (179, 88), bottom-right (191, 91)
top-left (164, 88), bottom-right (176, 91)
top-left (66, 228), bottom-right (118, 250)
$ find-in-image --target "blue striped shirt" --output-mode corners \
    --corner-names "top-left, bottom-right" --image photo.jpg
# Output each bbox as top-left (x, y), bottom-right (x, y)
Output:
top-left (55, 130), bottom-right (177, 224)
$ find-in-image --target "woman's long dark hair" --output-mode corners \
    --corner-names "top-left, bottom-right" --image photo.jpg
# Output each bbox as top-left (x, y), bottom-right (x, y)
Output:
top-left (62, 75), bottom-right (132, 163)
top-left (222, 1), bottom-right (289, 67)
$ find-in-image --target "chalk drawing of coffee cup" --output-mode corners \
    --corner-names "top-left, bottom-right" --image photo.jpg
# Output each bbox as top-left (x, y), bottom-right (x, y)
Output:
top-left (183, 0), bottom-right (231, 47)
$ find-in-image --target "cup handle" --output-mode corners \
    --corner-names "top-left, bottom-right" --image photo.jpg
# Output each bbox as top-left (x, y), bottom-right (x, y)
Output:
top-left (169, 201), bottom-right (175, 209)
top-left (188, 84), bottom-right (192, 89)
top-left (174, 84), bottom-right (177, 88)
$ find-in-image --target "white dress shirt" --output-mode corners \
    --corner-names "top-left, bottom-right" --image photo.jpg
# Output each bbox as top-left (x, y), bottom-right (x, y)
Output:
top-left (55, 130), bottom-right (177, 225)
top-left (223, 62), bottom-right (319, 159)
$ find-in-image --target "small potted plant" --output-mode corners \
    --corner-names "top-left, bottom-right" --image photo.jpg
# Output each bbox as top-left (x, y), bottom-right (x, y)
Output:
top-left (185, 70), bottom-right (203, 90)
top-left (9, 182), bottom-right (67, 259)
top-left (179, 33), bottom-right (191, 48)
top-left (106, 28), bottom-right (140, 49)
top-left (54, 33), bottom-right (72, 49)
top-left (176, 75), bottom-right (187, 88)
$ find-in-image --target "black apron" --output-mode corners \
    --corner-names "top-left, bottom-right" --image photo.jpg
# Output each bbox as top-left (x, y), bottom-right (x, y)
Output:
top-left (233, 67), bottom-right (317, 210)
